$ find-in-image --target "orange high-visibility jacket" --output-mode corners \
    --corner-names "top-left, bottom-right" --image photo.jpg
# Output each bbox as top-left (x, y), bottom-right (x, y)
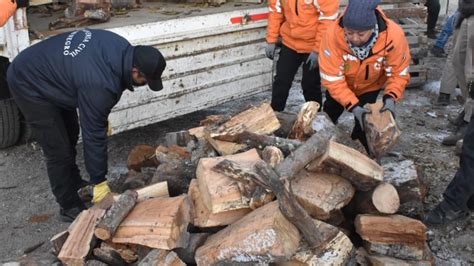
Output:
top-left (318, 8), bottom-right (411, 111)
top-left (1, 0), bottom-right (16, 27)
top-left (266, 0), bottom-right (339, 53)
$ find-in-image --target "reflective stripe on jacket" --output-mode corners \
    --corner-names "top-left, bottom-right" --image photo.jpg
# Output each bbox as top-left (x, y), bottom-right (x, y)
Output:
top-left (267, 0), bottom-right (339, 53)
top-left (318, 8), bottom-right (411, 110)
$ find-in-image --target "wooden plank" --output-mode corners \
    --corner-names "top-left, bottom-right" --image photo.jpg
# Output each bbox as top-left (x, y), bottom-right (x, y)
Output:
top-left (58, 209), bottom-right (106, 266)
top-left (195, 201), bottom-right (301, 265)
top-left (306, 140), bottom-right (384, 191)
top-left (196, 149), bottom-right (263, 214)
top-left (112, 195), bottom-right (192, 250)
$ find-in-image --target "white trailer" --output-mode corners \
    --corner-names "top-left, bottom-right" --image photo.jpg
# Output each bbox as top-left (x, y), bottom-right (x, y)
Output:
top-left (0, 2), bottom-right (272, 147)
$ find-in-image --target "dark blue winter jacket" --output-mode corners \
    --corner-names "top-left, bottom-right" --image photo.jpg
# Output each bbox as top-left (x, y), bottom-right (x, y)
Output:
top-left (7, 29), bottom-right (134, 183)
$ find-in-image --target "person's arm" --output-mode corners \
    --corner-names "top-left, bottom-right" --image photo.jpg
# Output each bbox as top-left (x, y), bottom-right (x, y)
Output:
top-left (383, 26), bottom-right (411, 103)
top-left (312, 0), bottom-right (339, 53)
top-left (318, 27), bottom-right (360, 110)
top-left (266, 0), bottom-right (285, 44)
top-left (0, 0), bottom-right (17, 27)
top-left (77, 84), bottom-right (120, 185)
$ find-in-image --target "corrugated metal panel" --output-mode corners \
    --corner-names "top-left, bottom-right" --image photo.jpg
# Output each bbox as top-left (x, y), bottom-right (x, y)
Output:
top-left (108, 7), bottom-right (272, 134)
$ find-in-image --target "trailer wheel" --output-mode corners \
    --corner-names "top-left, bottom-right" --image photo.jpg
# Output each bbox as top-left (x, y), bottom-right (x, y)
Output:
top-left (0, 98), bottom-right (21, 148)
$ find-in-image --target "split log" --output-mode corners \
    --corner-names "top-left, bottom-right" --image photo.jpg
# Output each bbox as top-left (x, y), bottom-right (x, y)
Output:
top-left (292, 170), bottom-right (355, 220)
top-left (127, 145), bottom-right (159, 171)
top-left (93, 247), bottom-right (127, 266)
top-left (383, 160), bottom-right (426, 204)
top-left (138, 250), bottom-right (185, 266)
top-left (306, 140), bottom-right (384, 191)
top-left (165, 131), bottom-right (192, 147)
top-left (50, 230), bottom-right (69, 256)
top-left (366, 255), bottom-right (431, 266)
top-left (199, 114), bottom-right (230, 127)
top-left (254, 162), bottom-right (339, 249)
top-left (188, 126), bottom-right (206, 139)
top-left (174, 233), bottom-right (210, 264)
top-left (364, 101), bottom-right (401, 159)
top-left (195, 201), bottom-right (301, 265)
top-left (364, 242), bottom-right (424, 261)
top-left (274, 111), bottom-right (297, 137)
top-left (231, 130), bottom-right (301, 155)
top-left (58, 208), bottom-right (106, 266)
top-left (189, 137), bottom-right (217, 165)
top-left (261, 146), bottom-right (285, 167)
top-left (99, 242), bottom-right (140, 264)
top-left (196, 149), bottom-right (263, 214)
top-left (278, 230), bottom-right (355, 266)
top-left (202, 128), bottom-right (247, 155)
top-left (355, 214), bottom-right (427, 248)
top-left (112, 195), bottom-right (192, 250)
top-left (212, 159), bottom-right (274, 209)
top-left (311, 112), bottom-right (336, 134)
top-left (188, 179), bottom-right (250, 227)
top-left (209, 102), bottom-right (281, 142)
top-left (95, 190), bottom-right (138, 241)
top-left (353, 183), bottom-right (400, 215)
top-left (288, 101), bottom-right (320, 141)
top-left (112, 181), bottom-right (169, 202)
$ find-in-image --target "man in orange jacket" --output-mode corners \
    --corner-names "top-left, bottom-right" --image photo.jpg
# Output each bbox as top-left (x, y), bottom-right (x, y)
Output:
top-left (266, 0), bottom-right (339, 111)
top-left (318, 0), bottom-right (410, 154)
top-left (1, 0), bottom-right (27, 27)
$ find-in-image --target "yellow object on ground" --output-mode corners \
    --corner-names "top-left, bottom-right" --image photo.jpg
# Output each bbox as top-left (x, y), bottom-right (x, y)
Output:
top-left (92, 181), bottom-right (111, 204)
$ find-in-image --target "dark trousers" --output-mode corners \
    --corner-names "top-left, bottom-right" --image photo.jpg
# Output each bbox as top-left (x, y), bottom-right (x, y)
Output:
top-left (323, 90), bottom-right (380, 153)
top-left (444, 116), bottom-right (474, 212)
top-left (271, 45), bottom-right (322, 111)
top-left (425, 0), bottom-right (441, 32)
top-left (9, 87), bottom-right (84, 209)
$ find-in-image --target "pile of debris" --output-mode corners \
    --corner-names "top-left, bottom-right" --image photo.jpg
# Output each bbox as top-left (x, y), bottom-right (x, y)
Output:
top-left (52, 102), bottom-right (432, 265)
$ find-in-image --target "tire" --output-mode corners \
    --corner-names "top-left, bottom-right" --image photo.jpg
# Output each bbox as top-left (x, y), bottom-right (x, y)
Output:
top-left (0, 98), bottom-right (21, 148)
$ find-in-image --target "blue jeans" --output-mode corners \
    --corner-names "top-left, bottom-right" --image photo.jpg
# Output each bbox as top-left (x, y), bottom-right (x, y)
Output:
top-left (434, 11), bottom-right (460, 49)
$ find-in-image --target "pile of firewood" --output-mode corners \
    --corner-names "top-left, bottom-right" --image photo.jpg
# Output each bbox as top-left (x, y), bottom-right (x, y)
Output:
top-left (52, 101), bottom-right (432, 265)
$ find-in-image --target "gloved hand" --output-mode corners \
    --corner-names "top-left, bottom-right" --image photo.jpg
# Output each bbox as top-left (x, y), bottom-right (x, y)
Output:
top-left (92, 181), bottom-right (111, 204)
top-left (381, 96), bottom-right (396, 117)
top-left (305, 52), bottom-right (318, 71)
top-left (265, 43), bottom-right (276, 60)
top-left (352, 106), bottom-right (371, 131)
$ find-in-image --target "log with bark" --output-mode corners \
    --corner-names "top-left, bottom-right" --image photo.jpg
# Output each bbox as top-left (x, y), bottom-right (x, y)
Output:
top-left (127, 145), bottom-right (159, 171)
top-left (165, 130), bottom-right (192, 147)
top-left (174, 233), bottom-right (210, 264)
top-left (112, 195), bottom-right (192, 250)
top-left (95, 190), bottom-right (138, 241)
top-left (196, 149), bottom-right (263, 214)
top-left (58, 208), bottom-right (106, 265)
top-left (202, 128), bottom-right (247, 155)
top-left (50, 230), bottom-right (69, 256)
top-left (355, 214), bottom-right (427, 248)
top-left (261, 146), bottom-right (285, 167)
top-left (353, 182), bottom-right (400, 215)
top-left (363, 101), bottom-right (401, 159)
top-left (383, 160), bottom-right (426, 206)
top-left (93, 247), bottom-right (127, 266)
top-left (307, 140), bottom-right (384, 191)
top-left (209, 102), bottom-right (281, 142)
top-left (274, 111), bottom-right (297, 137)
top-left (288, 101), bottom-right (320, 141)
top-left (230, 130), bottom-right (301, 155)
top-left (138, 250), bottom-right (185, 266)
top-left (195, 201), bottom-right (301, 265)
top-left (291, 170), bottom-right (355, 220)
top-left (188, 179), bottom-right (251, 227)
top-left (111, 181), bottom-right (169, 202)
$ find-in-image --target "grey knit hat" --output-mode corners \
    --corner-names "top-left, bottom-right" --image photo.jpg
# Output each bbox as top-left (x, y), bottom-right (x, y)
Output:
top-left (343, 0), bottom-right (381, 30)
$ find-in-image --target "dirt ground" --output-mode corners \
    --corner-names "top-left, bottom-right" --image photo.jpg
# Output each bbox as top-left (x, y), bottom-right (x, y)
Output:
top-left (1, 7), bottom-right (474, 266)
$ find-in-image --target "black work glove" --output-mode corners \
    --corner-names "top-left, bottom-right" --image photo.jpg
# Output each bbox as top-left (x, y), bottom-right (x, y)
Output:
top-left (381, 95), bottom-right (396, 118)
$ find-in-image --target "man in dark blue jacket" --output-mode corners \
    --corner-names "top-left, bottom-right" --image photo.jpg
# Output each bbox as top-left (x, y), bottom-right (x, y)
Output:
top-left (7, 29), bottom-right (166, 222)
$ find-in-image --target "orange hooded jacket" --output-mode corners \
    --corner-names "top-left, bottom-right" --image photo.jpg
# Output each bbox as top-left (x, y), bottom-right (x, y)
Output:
top-left (318, 8), bottom-right (411, 111)
top-left (1, 0), bottom-right (17, 27)
top-left (266, 0), bottom-right (339, 53)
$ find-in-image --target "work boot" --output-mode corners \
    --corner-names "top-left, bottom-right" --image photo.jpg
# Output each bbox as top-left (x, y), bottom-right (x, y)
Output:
top-left (435, 92), bottom-right (450, 106)
top-left (430, 46), bottom-right (446, 57)
top-left (423, 200), bottom-right (469, 226)
top-left (442, 122), bottom-right (468, 146)
top-left (448, 110), bottom-right (466, 127)
top-left (59, 204), bottom-right (86, 223)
